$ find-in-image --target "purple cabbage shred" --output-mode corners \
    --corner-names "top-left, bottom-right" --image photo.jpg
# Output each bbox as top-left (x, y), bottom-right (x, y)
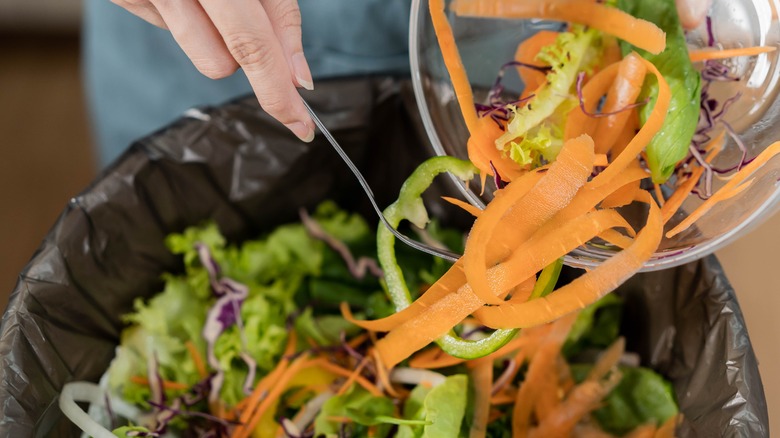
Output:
top-left (196, 244), bottom-right (256, 405)
top-left (489, 161), bottom-right (506, 190)
top-left (299, 209), bottom-right (383, 279)
top-left (575, 72), bottom-right (649, 119)
top-left (674, 15), bottom-right (755, 198)
top-left (475, 60), bottom-right (549, 129)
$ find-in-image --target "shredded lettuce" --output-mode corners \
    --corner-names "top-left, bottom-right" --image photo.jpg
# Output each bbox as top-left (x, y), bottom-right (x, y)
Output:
top-left (106, 202), bottom-right (384, 409)
top-left (508, 123), bottom-right (565, 167)
top-left (497, 26), bottom-right (601, 164)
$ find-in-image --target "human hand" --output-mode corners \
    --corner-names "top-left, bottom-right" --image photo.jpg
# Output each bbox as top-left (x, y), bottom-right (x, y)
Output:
top-left (676, 0), bottom-right (712, 30)
top-left (111, 0), bottom-right (315, 142)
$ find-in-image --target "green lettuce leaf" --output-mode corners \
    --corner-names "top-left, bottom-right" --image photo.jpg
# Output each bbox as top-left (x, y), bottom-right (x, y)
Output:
top-left (420, 374), bottom-right (468, 438)
top-left (570, 365), bottom-right (679, 435)
top-left (564, 293), bottom-right (623, 357)
top-left (313, 385), bottom-right (396, 436)
top-left (617, 0), bottom-right (701, 183)
top-left (396, 376), bottom-right (470, 438)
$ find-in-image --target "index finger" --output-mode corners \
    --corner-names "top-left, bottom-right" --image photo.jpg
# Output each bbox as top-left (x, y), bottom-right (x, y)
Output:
top-left (197, 0), bottom-right (313, 142)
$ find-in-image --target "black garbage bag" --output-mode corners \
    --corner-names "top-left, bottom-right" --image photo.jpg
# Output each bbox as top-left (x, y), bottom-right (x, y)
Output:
top-left (0, 77), bottom-right (768, 437)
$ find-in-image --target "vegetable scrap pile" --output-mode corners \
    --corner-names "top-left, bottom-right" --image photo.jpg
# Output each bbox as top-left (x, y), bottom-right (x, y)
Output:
top-left (63, 204), bottom-right (679, 437)
top-left (60, 0), bottom-right (780, 436)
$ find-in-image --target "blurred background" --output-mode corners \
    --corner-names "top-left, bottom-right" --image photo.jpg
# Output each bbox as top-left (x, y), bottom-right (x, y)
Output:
top-left (1, 0), bottom-right (778, 433)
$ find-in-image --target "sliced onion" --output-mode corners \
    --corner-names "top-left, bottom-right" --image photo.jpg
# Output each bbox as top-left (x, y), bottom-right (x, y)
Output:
top-left (59, 381), bottom-right (120, 438)
top-left (292, 390), bottom-right (334, 433)
top-left (390, 368), bottom-right (446, 388)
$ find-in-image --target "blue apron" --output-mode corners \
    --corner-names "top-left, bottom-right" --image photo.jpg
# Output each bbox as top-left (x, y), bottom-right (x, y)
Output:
top-left (82, 0), bottom-right (412, 166)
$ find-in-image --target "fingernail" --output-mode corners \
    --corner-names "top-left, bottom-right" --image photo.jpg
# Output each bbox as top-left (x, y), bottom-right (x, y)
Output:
top-left (286, 120), bottom-right (315, 143)
top-left (292, 52), bottom-right (314, 91)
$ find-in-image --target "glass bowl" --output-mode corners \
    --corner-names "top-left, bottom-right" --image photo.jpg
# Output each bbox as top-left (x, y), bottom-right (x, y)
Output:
top-left (409, 0), bottom-right (780, 271)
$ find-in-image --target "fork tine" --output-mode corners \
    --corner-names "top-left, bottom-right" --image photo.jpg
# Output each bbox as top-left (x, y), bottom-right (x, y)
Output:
top-left (301, 98), bottom-right (462, 263)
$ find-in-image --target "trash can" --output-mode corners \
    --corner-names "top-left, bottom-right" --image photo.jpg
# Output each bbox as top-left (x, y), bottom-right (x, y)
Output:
top-left (0, 77), bottom-right (769, 437)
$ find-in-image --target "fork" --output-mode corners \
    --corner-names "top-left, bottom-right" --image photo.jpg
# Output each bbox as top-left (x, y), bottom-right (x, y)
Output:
top-left (301, 98), bottom-right (461, 263)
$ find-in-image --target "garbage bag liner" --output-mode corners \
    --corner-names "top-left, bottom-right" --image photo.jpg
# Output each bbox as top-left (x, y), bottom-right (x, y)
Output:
top-left (0, 77), bottom-right (768, 437)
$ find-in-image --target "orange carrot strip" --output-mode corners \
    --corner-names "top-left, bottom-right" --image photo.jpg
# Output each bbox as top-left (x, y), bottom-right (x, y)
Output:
top-left (470, 116), bottom-right (528, 181)
top-left (661, 166), bottom-right (704, 224)
top-left (533, 364), bottom-right (561, 423)
top-left (653, 184), bottom-right (666, 207)
top-left (565, 63), bottom-right (620, 141)
top-left (375, 284), bottom-right (482, 369)
top-left (512, 314), bottom-right (578, 437)
top-left (705, 132), bottom-right (726, 163)
top-left (529, 371), bottom-right (622, 438)
top-left (130, 376), bottom-right (190, 391)
top-left (335, 357), bottom-right (370, 396)
top-left (452, 0), bottom-right (667, 54)
top-left (347, 333), bottom-right (370, 350)
top-left (472, 208), bottom-right (634, 326)
top-left (430, 0), bottom-right (525, 180)
top-left (490, 390), bottom-right (517, 405)
top-left (590, 57), bottom-right (671, 187)
top-left (442, 196), bottom-right (483, 217)
top-left (506, 276), bottom-right (536, 303)
top-left (624, 424), bottom-right (658, 438)
top-left (593, 52), bottom-right (648, 154)
top-left (557, 355), bottom-right (575, 396)
top-left (653, 414), bottom-right (681, 438)
top-left (340, 262), bottom-right (464, 332)
top-left (372, 350), bottom-right (401, 397)
top-left (573, 423), bottom-right (621, 437)
top-left (689, 45), bottom-right (777, 62)
top-left (598, 229), bottom-right (635, 249)
top-left (375, 169), bottom-right (647, 366)
top-left (408, 348), bottom-right (467, 369)
top-left (232, 353), bottom-right (312, 438)
top-left (666, 141), bottom-right (780, 237)
top-left (185, 341), bottom-right (208, 379)
top-left (469, 359), bottom-right (494, 438)
top-left (430, 0), bottom-right (479, 133)
top-left (601, 179), bottom-right (641, 209)
top-left (308, 357), bottom-right (384, 398)
top-left (600, 35), bottom-right (623, 70)
top-left (721, 178), bottom-right (756, 200)
top-left (587, 337), bottom-right (625, 381)
top-left (475, 191), bottom-right (662, 329)
top-left (660, 130), bottom-right (726, 224)
top-left (236, 332), bottom-right (297, 425)
top-left (611, 111), bottom-right (640, 159)
top-left (539, 166), bottom-right (648, 237)
top-left (376, 203), bottom-right (634, 367)
top-left (463, 135), bottom-right (595, 305)
top-left (594, 154), bottom-right (609, 167)
top-left (514, 30), bottom-right (559, 98)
